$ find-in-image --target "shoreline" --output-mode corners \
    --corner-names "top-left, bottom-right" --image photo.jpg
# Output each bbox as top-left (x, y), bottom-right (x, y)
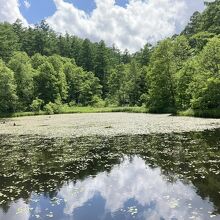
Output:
top-left (0, 107), bottom-right (219, 119)
top-left (1, 112), bottom-right (220, 138)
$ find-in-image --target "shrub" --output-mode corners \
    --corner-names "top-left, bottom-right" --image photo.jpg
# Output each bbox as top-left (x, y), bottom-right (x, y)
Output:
top-left (30, 98), bottom-right (44, 112)
top-left (68, 101), bottom-right (76, 107)
top-left (44, 100), bottom-right (63, 115)
top-left (44, 102), bottom-right (54, 115)
top-left (91, 95), bottom-right (106, 107)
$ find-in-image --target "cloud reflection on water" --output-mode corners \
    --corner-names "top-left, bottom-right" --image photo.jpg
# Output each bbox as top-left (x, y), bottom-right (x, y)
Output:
top-left (0, 199), bottom-right (30, 220)
top-left (59, 156), bottom-right (216, 220)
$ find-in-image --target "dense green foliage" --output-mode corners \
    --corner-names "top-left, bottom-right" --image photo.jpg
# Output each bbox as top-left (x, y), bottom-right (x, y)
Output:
top-left (0, 60), bottom-right (18, 112)
top-left (0, 0), bottom-right (219, 116)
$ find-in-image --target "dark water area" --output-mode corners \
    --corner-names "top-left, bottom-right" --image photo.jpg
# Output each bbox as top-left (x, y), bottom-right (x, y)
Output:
top-left (0, 129), bottom-right (220, 220)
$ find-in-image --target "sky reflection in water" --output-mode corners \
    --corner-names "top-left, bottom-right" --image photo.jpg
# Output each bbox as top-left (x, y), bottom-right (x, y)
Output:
top-left (1, 156), bottom-right (219, 220)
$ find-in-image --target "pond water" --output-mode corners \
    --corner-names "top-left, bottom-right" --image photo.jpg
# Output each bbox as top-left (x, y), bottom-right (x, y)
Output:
top-left (0, 129), bottom-right (220, 220)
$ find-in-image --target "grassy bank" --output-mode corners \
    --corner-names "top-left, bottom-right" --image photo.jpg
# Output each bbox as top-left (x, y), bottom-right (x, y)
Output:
top-left (0, 106), bottom-right (147, 118)
top-left (1, 107), bottom-right (219, 119)
top-left (178, 108), bottom-right (220, 118)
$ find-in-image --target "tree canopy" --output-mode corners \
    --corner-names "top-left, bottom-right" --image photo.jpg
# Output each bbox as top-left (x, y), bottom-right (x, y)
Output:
top-left (0, 1), bottom-right (219, 115)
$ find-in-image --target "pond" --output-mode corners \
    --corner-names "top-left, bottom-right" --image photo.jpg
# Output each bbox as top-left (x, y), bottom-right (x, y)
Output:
top-left (0, 129), bottom-right (220, 220)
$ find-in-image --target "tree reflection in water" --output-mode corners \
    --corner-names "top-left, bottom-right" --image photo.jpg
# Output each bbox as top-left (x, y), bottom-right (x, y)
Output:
top-left (0, 129), bottom-right (219, 219)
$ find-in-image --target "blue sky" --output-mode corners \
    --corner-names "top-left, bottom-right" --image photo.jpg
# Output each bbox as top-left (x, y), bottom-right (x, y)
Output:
top-left (19, 0), bottom-right (56, 24)
top-left (19, 0), bottom-right (129, 24)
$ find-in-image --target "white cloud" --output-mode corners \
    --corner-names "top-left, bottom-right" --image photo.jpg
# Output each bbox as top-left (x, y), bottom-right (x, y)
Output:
top-left (47, 0), bottom-right (206, 52)
top-left (0, 0), bottom-right (28, 25)
top-left (24, 0), bottom-right (31, 9)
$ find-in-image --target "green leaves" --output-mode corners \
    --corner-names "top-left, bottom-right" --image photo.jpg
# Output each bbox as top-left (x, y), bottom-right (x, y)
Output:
top-left (0, 23), bottom-right (20, 62)
top-left (64, 62), bottom-right (102, 106)
top-left (0, 60), bottom-right (18, 113)
top-left (0, 0), bottom-right (219, 115)
top-left (189, 37), bottom-right (220, 110)
top-left (182, 0), bottom-right (220, 36)
top-left (147, 39), bottom-right (176, 112)
top-left (8, 52), bottom-right (35, 110)
top-left (107, 62), bottom-right (146, 106)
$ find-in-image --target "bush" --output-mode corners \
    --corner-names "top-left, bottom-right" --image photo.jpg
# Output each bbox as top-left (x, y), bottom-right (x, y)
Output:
top-left (44, 102), bottom-right (54, 115)
top-left (44, 100), bottom-right (62, 115)
top-left (103, 98), bottom-right (117, 107)
top-left (91, 95), bottom-right (106, 107)
top-left (140, 93), bottom-right (149, 106)
top-left (68, 101), bottom-right (76, 107)
top-left (30, 98), bottom-right (44, 112)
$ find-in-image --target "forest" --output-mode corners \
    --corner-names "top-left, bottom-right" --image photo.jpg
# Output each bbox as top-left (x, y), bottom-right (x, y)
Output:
top-left (0, 0), bottom-right (219, 117)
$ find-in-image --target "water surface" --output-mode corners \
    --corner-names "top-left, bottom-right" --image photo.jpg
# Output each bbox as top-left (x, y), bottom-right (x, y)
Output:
top-left (0, 129), bottom-right (220, 220)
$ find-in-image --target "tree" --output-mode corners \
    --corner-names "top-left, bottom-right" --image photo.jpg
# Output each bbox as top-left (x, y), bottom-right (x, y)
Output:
top-left (21, 27), bottom-right (38, 56)
top-left (12, 19), bottom-right (24, 43)
top-left (94, 40), bottom-right (109, 97)
top-left (118, 62), bottom-right (145, 106)
top-left (134, 43), bottom-right (152, 66)
top-left (47, 55), bottom-right (68, 101)
top-left (172, 36), bottom-right (191, 70)
top-left (147, 39), bottom-right (176, 112)
top-left (78, 72), bottom-right (102, 105)
top-left (69, 36), bottom-right (83, 64)
top-left (182, 1), bottom-right (220, 36)
top-left (189, 32), bottom-right (216, 52)
top-left (31, 53), bottom-right (47, 69)
top-left (181, 11), bottom-right (201, 36)
top-left (175, 60), bottom-right (197, 110)
top-left (34, 62), bottom-right (60, 103)
top-left (146, 36), bottom-right (191, 112)
top-left (108, 44), bottom-right (121, 67)
top-left (0, 23), bottom-right (20, 61)
top-left (190, 37), bottom-right (220, 109)
top-left (200, 0), bottom-right (220, 34)
top-left (121, 49), bottom-right (131, 64)
top-left (127, 62), bottom-right (148, 106)
top-left (191, 78), bottom-right (220, 109)
top-left (0, 60), bottom-right (18, 113)
top-left (78, 39), bottom-right (94, 72)
top-left (30, 98), bottom-right (44, 112)
top-left (63, 62), bottom-right (79, 103)
top-left (64, 62), bottom-right (102, 105)
top-left (58, 34), bottom-right (72, 57)
top-left (108, 64), bottom-right (127, 105)
top-left (198, 37), bottom-right (220, 75)
top-left (8, 52), bottom-right (35, 110)
top-left (0, 0), bottom-right (219, 114)
top-left (107, 61), bottom-right (147, 106)
top-left (33, 20), bottom-right (58, 56)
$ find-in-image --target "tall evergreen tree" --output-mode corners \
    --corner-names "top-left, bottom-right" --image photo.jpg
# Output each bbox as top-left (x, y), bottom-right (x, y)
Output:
top-left (182, 11), bottom-right (201, 36)
top-left (135, 43), bottom-right (152, 66)
top-left (94, 40), bottom-right (109, 97)
top-left (78, 39), bottom-right (94, 72)
top-left (0, 23), bottom-right (20, 61)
